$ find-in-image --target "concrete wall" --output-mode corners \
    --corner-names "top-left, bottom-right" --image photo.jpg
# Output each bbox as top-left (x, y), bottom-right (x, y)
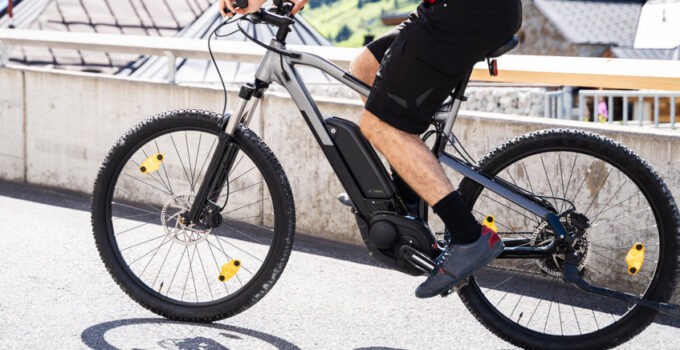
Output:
top-left (2, 66), bottom-right (679, 243)
top-left (0, 69), bottom-right (25, 181)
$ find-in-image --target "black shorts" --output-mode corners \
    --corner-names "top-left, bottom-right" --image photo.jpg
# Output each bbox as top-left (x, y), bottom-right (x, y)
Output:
top-left (365, 0), bottom-right (522, 134)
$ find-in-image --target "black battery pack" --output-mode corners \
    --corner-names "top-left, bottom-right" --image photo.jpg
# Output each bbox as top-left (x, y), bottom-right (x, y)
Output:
top-left (325, 117), bottom-right (394, 199)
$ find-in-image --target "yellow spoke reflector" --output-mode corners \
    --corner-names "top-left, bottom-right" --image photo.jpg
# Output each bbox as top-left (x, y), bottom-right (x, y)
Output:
top-left (626, 243), bottom-right (645, 275)
top-left (139, 153), bottom-right (164, 174)
top-left (218, 259), bottom-right (241, 282)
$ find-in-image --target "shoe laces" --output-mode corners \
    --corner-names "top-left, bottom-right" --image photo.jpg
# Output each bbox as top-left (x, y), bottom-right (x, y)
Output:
top-left (433, 248), bottom-right (452, 272)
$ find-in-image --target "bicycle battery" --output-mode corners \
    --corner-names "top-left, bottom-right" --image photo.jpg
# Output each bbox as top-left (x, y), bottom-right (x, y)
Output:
top-left (325, 117), bottom-right (394, 199)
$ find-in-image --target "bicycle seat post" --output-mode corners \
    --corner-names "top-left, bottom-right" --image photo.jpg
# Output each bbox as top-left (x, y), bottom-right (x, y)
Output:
top-left (435, 66), bottom-right (473, 155)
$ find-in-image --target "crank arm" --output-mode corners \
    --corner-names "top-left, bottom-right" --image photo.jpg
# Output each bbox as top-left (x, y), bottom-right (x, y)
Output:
top-left (497, 239), bottom-right (556, 259)
top-left (564, 257), bottom-right (680, 319)
top-left (400, 245), bottom-right (437, 275)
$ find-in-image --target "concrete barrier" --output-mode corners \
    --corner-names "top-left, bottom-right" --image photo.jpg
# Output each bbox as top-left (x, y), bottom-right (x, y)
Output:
top-left (2, 66), bottom-right (679, 242)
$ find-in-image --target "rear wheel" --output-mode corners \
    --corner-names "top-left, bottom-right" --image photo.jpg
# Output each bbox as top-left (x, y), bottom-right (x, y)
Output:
top-left (92, 110), bottom-right (295, 322)
top-left (455, 129), bottom-right (679, 349)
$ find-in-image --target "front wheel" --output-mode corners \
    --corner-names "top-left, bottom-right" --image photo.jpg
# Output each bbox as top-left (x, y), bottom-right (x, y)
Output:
top-left (92, 110), bottom-right (295, 322)
top-left (455, 129), bottom-right (679, 349)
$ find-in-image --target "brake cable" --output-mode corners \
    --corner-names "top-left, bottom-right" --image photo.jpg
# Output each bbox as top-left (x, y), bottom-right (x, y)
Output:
top-left (208, 15), bottom-right (241, 116)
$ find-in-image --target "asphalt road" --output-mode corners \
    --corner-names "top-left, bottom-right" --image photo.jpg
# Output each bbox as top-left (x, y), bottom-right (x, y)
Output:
top-left (1, 181), bottom-right (678, 350)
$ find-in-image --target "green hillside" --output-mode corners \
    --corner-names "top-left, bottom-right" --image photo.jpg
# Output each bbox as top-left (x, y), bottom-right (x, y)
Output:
top-left (300, 0), bottom-right (419, 47)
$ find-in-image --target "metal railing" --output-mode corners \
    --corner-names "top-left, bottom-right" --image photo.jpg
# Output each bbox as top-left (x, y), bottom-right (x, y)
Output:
top-left (544, 87), bottom-right (576, 120)
top-left (579, 90), bottom-right (679, 129)
top-left (2, 29), bottom-right (680, 130)
top-left (3, 29), bottom-right (680, 90)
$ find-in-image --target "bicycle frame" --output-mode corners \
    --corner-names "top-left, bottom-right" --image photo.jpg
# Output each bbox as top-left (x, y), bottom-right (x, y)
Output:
top-left (188, 37), bottom-right (571, 259)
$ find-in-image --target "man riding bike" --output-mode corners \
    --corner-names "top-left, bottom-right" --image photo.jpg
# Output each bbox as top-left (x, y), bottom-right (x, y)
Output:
top-left (220, 0), bottom-right (522, 298)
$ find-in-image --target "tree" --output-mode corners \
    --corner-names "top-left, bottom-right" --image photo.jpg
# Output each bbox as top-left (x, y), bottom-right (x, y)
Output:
top-left (335, 25), bottom-right (353, 42)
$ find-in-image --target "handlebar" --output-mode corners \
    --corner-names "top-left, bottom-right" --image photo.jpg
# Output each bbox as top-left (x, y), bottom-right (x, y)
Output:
top-left (223, 0), bottom-right (295, 19)
top-left (221, 0), bottom-right (297, 43)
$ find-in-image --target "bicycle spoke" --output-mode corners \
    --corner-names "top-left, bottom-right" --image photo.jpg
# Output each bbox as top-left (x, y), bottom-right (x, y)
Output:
top-left (584, 168), bottom-right (613, 216)
top-left (138, 149), bottom-right (173, 196)
top-left (195, 137), bottom-right (217, 184)
top-left (155, 140), bottom-right (175, 195)
top-left (152, 240), bottom-right (175, 288)
top-left (206, 238), bottom-right (231, 293)
top-left (128, 239), bottom-right (173, 266)
top-left (123, 173), bottom-right (172, 196)
top-left (121, 233), bottom-right (167, 252)
top-left (169, 134), bottom-right (194, 191)
top-left (195, 244), bottom-right (214, 301)
top-left (223, 197), bottom-right (270, 215)
top-left (557, 153), bottom-right (566, 212)
top-left (112, 211), bottom-right (157, 222)
top-left (180, 244), bottom-right (198, 302)
top-left (562, 154), bottom-right (578, 208)
top-left (539, 155), bottom-right (559, 210)
top-left (112, 200), bottom-right (159, 215)
top-left (569, 159), bottom-right (596, 206)
top-left (166, 245), bottom-right (188, 297)
top-left (589, 192), bottom-right (642, 226)
top-left (192, 133), bottom-right (203, 186)
top-left (590, 206), bottom-right (651, 227)
top-left (209, 236), bottom-right (256, 275)
top-left (481, 193), bottom-right (539, 224)
top-left (543, 277), bottom-right (560, 333)
top-left (214, 234), bottom-right (263, 263)
top-left (521, 161), bottom-right (536, 195)
top-left (115, 219), bottom-right (159, 237)
top-left (184, 132), bottom-right (195, 189)
top-left (139, 235), bottom-right (171, 278)
top-left (219, 181), bottom-right (263, 198)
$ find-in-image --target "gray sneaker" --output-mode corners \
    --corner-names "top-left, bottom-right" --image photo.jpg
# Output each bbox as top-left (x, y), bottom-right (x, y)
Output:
top-left (415, 217), bottom-right (503, 298)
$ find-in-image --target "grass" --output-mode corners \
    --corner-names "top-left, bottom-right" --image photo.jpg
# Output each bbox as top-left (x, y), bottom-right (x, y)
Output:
top-left (300, 0), bottom-right (419, 47)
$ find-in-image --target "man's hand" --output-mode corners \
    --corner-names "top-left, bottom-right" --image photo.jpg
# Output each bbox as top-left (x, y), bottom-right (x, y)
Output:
top-left (289, 0), bottom-right (309, 15)
top-left (219, 0), bottom-right (268, 17)
top-left (219, 0), bottom-right (308, 17)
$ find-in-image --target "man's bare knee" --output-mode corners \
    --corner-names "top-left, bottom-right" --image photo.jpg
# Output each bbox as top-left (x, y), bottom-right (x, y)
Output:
top-left (350, 48), bottom-right (379, 86)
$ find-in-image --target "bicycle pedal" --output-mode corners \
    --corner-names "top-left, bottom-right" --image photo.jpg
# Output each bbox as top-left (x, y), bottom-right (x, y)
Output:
top-left (440, 279), bottom-right (469, 298)
top-left (336, 193), bottom-right (354, 208)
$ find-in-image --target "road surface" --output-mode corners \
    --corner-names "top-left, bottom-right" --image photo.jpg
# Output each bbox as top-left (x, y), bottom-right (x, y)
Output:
top-left (0, 181), bottom-right (678, 349)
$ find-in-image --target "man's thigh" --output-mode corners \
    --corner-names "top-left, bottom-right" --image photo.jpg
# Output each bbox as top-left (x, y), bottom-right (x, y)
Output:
top-left (365, 20), bottom-right (463, 135)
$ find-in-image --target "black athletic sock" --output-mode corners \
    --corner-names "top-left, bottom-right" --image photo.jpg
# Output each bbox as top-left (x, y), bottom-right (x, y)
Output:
top-left (433, 191), bottom-right (481, 244)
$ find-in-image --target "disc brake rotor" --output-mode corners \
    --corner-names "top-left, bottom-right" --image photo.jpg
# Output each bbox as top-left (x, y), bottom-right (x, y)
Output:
top-left (160, 191), bottom-right (211, 246)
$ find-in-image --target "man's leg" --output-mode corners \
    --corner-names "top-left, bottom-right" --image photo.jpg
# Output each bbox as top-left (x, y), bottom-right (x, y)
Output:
top-left (351, 49), bottom-right (454, 209)
top-left (359, 111), bottom-right (452, 206)
top-left (350, 47), bottom-right (503, 298)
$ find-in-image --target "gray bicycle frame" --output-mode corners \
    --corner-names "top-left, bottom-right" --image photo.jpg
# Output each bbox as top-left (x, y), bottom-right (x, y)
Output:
top-left (225, 39), bottom-right (566, 238)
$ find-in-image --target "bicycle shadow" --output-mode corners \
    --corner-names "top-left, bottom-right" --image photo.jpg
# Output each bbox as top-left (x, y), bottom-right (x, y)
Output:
top-left (81, 318), bottom-right (301, 350)
top-left (475, 267), bottom-right (680, 328)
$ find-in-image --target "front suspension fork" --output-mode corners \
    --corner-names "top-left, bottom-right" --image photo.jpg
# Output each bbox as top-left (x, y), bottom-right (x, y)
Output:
top-left (186, 82), bottom-right (264, 225)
